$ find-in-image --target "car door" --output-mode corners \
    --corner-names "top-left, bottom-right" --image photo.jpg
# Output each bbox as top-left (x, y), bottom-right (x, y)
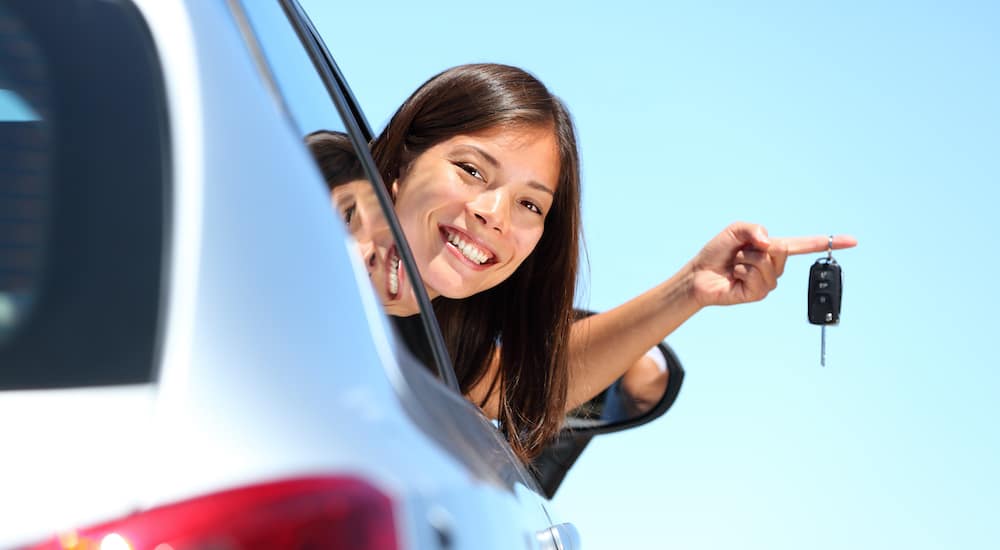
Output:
top-left (229, 1), bottom-right (576, 548)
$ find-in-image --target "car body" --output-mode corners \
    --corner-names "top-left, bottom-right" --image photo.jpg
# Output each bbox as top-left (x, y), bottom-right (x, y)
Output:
top-left (0, 1), bottom-right (682, 548)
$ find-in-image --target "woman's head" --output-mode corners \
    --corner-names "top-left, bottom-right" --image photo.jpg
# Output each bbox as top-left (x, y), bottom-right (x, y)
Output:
top-left (307, 130), bottom-right (411, 312)
top-left (306, 130), bottom-right (368, 234)
top-left (389, 125), bottom-right (559, 299)
top-left (372, 63), bottom-right (581, 303)
top-left (372, 63), bottom-right (582, 460)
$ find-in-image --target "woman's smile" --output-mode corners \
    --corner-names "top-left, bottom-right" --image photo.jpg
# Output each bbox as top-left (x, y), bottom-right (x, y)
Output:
top-left (385, 245), bottom-right (403, 298)
top-left (440, 225), bottom-right (498, 269)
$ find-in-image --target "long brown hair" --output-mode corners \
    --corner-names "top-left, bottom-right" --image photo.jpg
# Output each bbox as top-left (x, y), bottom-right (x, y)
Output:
top-left (371, 63), bottom-right (581, 461)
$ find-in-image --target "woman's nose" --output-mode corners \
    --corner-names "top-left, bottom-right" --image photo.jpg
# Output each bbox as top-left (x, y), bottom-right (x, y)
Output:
top-left (469, 189), bottom-right (510, 233)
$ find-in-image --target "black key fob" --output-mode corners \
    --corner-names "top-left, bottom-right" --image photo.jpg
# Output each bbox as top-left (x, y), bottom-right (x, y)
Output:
top-left (808, 259), bottom-right (842, 325)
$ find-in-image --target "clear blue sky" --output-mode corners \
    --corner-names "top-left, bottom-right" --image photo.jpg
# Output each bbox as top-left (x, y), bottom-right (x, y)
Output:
top-left (304, 1), bottom-right (1000, 548)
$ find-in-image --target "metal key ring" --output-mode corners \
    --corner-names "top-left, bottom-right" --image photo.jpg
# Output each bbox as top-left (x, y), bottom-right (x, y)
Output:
top-left (827, 235), bottom-right (834, 260)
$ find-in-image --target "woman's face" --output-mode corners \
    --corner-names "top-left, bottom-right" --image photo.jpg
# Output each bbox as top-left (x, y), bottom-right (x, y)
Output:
top-left (331, 180), bottom-right (419, 315)
top-left (392, 125), bottom-right (560, 300)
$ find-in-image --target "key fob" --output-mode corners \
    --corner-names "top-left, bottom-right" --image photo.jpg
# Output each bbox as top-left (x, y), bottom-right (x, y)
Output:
top-left (808, 259), bottom-right (842, 325)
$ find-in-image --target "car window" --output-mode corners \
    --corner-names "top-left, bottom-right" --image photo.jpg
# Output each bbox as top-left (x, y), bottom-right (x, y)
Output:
top-left (235, 0), bottom-right (453, 382)
top-left (0, 1), bottom-right (167, 390)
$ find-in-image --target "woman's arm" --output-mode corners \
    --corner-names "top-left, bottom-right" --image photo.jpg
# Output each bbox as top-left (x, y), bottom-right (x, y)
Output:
top-left (565, 263), bottom-right (699, 411)
top-left (564, 222), bottom-right (857, 411)
top-left (615, 349), bottom-right (671, 417)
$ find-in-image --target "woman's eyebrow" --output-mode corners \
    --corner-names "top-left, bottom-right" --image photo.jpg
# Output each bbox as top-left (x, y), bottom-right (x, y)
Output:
top-left (527, 181), bottom-right (554, 196)
top-left (332, 190), bottom-right (356, 209)
top-left (454, 144), bottom-right (500, 168)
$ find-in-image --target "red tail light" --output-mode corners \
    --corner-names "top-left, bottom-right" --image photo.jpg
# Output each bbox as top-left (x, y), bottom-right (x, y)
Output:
top-left (26, 476), bottom-right (398, 550)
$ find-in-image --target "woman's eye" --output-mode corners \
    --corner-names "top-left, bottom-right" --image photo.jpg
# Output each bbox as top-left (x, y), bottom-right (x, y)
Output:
top-left (521, 200), bottom-right (543, 216)
top-left (457, 162), bottom-right (485, 182)
top-left (342, 203), bottom-right (357, 224)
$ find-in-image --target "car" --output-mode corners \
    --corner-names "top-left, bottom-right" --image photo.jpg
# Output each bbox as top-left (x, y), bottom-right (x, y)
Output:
top-left (0, 1), bottom-right (683, 548)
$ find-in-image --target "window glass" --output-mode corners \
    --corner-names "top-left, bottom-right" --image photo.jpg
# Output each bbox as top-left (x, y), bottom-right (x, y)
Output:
top-left (237, 0), bottom-right (441, 371)
top-left (0, 1), bottom-right (166, 389)
top-left (0, 11), bottom-right (48, 348)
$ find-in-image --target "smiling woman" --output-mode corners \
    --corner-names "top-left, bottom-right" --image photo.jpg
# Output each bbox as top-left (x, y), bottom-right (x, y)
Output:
top-left (371, 63), bottom-right (582, 460)
top-left (318, 63), bottom-right (857, 463)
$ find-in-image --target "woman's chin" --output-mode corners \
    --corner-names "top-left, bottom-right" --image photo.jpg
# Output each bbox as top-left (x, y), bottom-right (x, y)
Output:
top-left (433, 281), bottom-right (496, 301)
top-left (384, 301), bottom-right (420, 316)
top-left (422, 261), bottom-right (507, 300)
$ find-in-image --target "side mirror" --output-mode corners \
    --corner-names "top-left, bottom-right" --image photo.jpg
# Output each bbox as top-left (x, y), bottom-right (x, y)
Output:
top-left (563, 340), bottom-right (684, 435)
top-left (530, 341), bottom-right (684, 498)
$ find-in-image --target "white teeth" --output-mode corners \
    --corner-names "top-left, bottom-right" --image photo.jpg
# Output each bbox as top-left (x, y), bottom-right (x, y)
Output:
top-left (388, 255), bottom-right (399, 295)
top-left (446, 230), bottom-right (491, 265)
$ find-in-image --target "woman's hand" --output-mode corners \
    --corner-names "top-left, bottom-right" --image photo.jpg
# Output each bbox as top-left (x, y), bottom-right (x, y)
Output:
top-left (688, 222), bottom-right (857, 308)
top-left (564, 222), bottom-right (857, 412)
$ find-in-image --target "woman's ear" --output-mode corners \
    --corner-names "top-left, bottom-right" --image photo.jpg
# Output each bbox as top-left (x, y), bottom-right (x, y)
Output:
top-left (390, 179), bottom-right (399, 201)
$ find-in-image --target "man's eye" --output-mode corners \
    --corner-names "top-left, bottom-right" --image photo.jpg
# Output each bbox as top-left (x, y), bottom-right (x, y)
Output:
top-left (457, 162), bottom-right (485, 181)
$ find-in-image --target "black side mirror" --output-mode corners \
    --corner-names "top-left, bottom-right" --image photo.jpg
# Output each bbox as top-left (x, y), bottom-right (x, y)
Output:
top-left (530, 341), bottom-right (684, 498)
top-left (564, 340), bottom-right (684, 435)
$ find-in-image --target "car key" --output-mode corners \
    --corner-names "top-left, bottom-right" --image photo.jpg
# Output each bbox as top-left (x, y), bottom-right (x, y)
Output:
top-left (808, 236), bottom-right (842, 366)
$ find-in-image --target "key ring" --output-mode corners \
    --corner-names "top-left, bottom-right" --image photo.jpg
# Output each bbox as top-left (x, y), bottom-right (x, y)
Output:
top-left (827, 235), bottom-right (833, 260)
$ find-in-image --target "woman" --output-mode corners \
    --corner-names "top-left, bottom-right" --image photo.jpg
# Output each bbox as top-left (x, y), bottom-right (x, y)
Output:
top-left (307, 130), bottom-right (398, 302)
top-left (370, 64), bottom-right (581, 460)
top-left (317, 64), bottom-right (856, 460)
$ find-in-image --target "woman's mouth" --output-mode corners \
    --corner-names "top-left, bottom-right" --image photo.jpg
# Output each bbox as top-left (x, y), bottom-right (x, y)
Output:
top-left (387, 247), bottom-right (402, 299)
top-left (441, 227), bottom-right (496, 266)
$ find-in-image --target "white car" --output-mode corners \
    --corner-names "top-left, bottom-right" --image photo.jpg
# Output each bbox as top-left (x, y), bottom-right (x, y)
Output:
top-left (0, 1), bottom-right (683, 549)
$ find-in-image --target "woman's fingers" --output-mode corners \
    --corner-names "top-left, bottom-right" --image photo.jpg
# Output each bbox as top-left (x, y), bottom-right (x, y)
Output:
top-left (694, 224), bottom-right (857, 306)
top-left (732, 246), bottom-right (786, 304)
top-left (727, 222), bottom-right (772, 250)
top-left (734, 249), bottom-right (778, 292)
top-left (777, 234), bottom-right (858, 256)
top-left (771, 240), bottom-right (789, 278)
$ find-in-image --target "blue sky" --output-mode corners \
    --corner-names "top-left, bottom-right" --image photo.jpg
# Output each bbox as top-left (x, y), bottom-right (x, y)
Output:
top-left (304, 1), bottom-right (999, 547)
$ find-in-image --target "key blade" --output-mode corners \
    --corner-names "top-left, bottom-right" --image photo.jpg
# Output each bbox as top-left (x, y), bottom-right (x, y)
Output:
top-left (821, 325), bottom-right (826, 367)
